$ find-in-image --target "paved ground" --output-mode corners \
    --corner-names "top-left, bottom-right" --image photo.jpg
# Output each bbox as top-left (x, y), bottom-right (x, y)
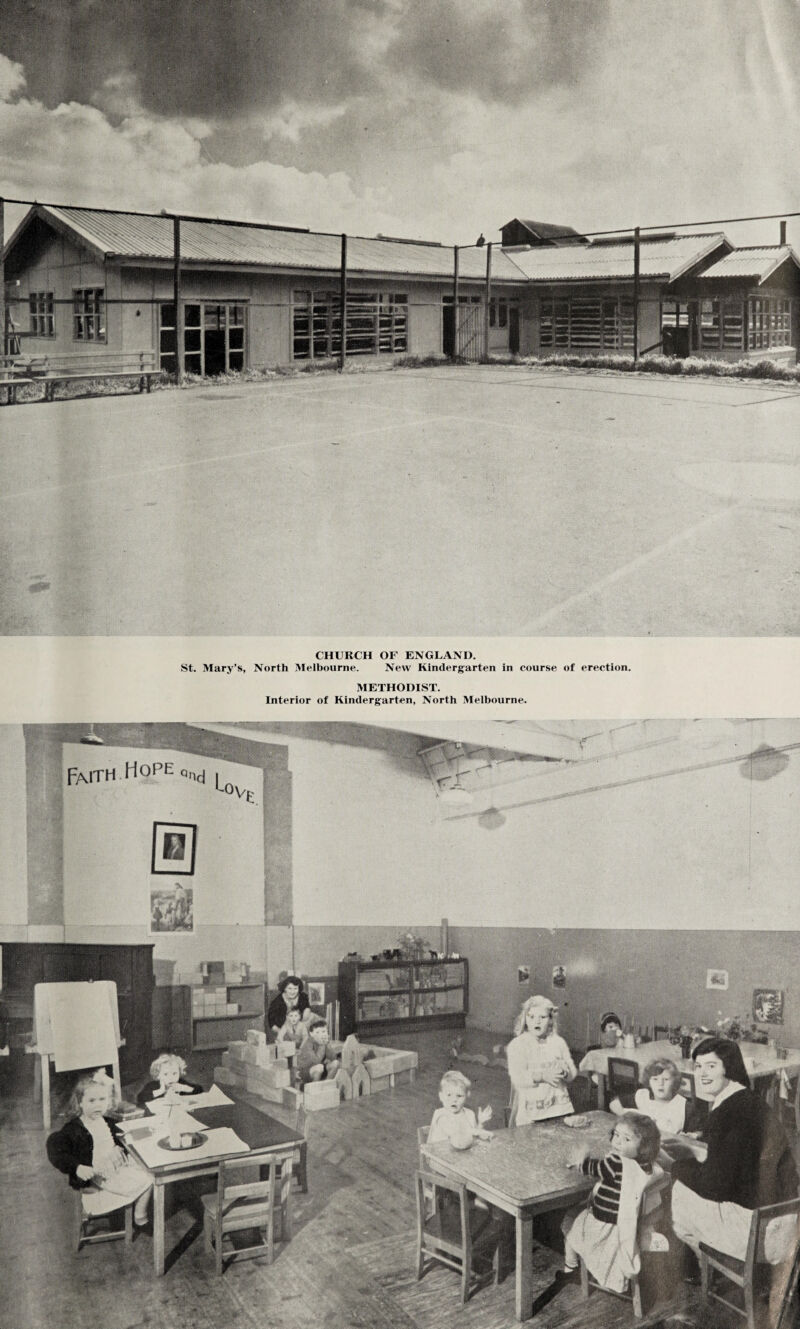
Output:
top-left (1, 365), bottom-right (798, 635)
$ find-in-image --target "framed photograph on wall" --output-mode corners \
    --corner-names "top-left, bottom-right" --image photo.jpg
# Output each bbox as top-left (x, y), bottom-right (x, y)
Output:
top-left (753, 988), bottom-right (784, 1025)
top-left (706, 968), bottom-right (729, 990)
top-left (149, 880), bottom-right (194, 934)
top-left (151, 821), bottom-right (197, 875)
top-left (308, 981), bottom-right (326, 1007)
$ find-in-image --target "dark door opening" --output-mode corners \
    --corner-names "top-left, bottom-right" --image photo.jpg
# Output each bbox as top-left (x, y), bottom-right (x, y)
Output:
top-left (442, 304), bottom-right (455, 357)
top-left (509, 306), bottom-right (520, 355)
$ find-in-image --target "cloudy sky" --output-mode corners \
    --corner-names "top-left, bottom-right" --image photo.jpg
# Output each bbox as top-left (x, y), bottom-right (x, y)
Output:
top-left (1, 0), bottom-right (799, 246)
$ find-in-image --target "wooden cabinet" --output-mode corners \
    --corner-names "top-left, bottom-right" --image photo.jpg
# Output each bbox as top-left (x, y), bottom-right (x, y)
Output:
top-left (338, 958), bottom-right (468, 1037)
top-left (190, 982), bottom-right (265, 1050)
top-left (0, 942), bottom-right (154, 1079)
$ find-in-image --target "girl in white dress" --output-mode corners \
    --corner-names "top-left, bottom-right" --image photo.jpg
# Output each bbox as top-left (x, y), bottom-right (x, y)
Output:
top-left (506, 995), bottom-right (577, 1124)
top-left (47, 1075), bottom-right (152, 1224)
top-left (609, 1057), bottom-right (692, 1134)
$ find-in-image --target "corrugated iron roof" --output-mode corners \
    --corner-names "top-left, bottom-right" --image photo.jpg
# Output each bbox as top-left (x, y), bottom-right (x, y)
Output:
top-left (505, 218), bottom-right (584, 242)
top-left (33, 206), bottom-right (527, 282)
top-left (698, 246), bottom-right (800, 282)
top-left (508, 233), bottom-right (727, 283)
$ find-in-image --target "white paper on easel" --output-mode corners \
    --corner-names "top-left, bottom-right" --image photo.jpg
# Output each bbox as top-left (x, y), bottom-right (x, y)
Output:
top-left (38, 982), bottom-right (119, 1072)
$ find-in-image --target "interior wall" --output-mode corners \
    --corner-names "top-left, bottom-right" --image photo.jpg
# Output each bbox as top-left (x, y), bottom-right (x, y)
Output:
top-left (0, 727), bottom-right (27, 929)
top-left (452, 925), bottom-right (800, 1053)
top-left (61, 742), bottom-right (265, 970)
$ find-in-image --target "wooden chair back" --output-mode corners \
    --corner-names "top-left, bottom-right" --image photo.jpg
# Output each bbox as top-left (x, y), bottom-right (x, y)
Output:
top-left (678, 1070), bottom-right (697, 1103)
top-left (414, 1169), bottom-right (495, 1305)
top-left (700, 1196), bottom-right (800, 1329)
top-left (201, 1149), bottom-right (294, 1275)
top-left (579, 1169), bottom-right (670, 1318)
top-left (607, 1056), bottom-right (639, 1099)
top-left (653, 1025), bottom-right (671, 1042)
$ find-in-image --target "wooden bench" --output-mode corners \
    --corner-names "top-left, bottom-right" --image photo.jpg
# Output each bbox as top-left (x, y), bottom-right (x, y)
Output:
top-left (5, 351), bottom-right (161, 402)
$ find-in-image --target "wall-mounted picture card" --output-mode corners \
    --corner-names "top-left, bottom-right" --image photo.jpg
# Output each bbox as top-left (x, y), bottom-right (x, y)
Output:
top-left (151, 821), bottom-right (197, 875)
top-left (517, 966), bottom-right (531, 985)
top-left (149, 881), bottom-right (194, 934)
top-left (706, 969), bottom-right (729, 990)
top-left (753, 988), bottom-right (784, 1025)
top-left (552, 965), bottom-right (566, 988)
top-left (308, 981), bottom-right (326, 1007)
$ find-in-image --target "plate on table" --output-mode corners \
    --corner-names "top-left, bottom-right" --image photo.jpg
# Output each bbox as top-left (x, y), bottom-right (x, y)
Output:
top-left (563, 1114), bottom-right (591, 1129)
top-left (157, 1132), bottom-right (207, 1152)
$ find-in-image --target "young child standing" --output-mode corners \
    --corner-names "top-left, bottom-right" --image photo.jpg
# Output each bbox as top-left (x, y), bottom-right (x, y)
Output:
top-left (428, 1070), bottom-right (493, 1149)
top-left (47, 1074), bottom-right (152, 1226)
top-left (295, 1017), bottom-right (340, 1085)
top-left (560, 1111), bottom-right (662, 1293)
top-left (136, 1052), bottom-right (203, 1107)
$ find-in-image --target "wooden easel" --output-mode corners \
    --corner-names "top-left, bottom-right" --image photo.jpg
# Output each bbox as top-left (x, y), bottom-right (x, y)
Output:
top-left (30, 981), bottom-right (123, 1130)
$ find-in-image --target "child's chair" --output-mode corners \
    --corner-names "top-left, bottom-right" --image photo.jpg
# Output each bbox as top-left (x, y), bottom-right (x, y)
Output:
top-left (414, 1169), bottom-right (501, 1305)
top-left (201, 1149), bottom-right (295, 1275)
top-left (607, 1057), bottom-right (639, 1100)
top-left (74, 1191), bottom-right (134, 1252)
top-left (578, 1171), bottom-right (670, 1319)
top-left (698, 1196), bottom-right (800, 1329)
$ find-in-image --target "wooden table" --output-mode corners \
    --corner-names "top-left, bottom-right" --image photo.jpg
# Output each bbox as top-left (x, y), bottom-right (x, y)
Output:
top-left (422, 1111), bottom-right (614, 1322)
top-left (125, 1099), bottom-right (303, 1274)
top-left (579, 1040), bottom-right (800, 1110)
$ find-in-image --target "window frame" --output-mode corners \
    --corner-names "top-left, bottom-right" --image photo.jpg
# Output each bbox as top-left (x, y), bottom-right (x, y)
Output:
top-left (29, 291), bottom-right (55, 338)
top-left (72, 287), bottom-right (106, 343)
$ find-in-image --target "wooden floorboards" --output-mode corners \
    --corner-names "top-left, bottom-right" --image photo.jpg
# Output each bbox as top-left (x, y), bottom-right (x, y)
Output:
top-left (0, 1037), bottom-right (743, 1329)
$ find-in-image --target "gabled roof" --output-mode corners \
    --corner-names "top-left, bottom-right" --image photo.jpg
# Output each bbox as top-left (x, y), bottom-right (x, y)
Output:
top-left (4, 204), bottom-right (528, 284)
top-left (508, 232), bottom-right (729, 284)
top-left (502, 218), bottom-right (585, 243)
top-left (698, 245), bottom-right (800, 283)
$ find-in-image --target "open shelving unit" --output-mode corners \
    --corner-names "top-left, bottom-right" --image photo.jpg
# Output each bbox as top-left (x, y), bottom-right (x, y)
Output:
top-left (338, 958), bottom-right (468, 1037)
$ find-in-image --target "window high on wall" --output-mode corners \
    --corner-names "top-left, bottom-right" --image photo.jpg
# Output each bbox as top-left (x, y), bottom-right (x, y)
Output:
top-left (29, 291), bottom-right (55, 338)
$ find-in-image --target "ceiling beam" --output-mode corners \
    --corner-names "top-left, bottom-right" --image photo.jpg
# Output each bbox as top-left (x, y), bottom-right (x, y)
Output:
top-left (392, 721), bottom-right (581, 762)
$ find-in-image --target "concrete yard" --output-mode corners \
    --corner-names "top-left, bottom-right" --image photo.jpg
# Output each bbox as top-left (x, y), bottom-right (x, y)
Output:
top-left (1, 365), bottom-right (798, 636)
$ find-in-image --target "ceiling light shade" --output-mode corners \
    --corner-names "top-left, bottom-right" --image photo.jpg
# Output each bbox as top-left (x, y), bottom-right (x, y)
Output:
top-left (80, 724), bottom-right (104, 745)
top-left (440, 780), bottom-right (474, 807)
top-left (478, 805), bottom-right (506, 830)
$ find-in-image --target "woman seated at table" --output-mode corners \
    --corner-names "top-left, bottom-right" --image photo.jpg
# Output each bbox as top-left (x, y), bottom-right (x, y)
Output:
top-left (609, 1057), bottom-right (707, 1135)
top-left (507, 995), bottom-right (577, 1124)
top-left (671, 1036), bottom-right (798, 1265)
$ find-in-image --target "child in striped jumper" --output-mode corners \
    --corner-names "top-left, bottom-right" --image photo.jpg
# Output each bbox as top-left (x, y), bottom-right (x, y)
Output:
top-left (560, 1111), bottom-right (662, 1294)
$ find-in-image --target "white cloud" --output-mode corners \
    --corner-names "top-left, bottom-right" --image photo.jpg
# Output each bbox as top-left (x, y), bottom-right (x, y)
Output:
top-left (0, 53), bottom-right (25, 101)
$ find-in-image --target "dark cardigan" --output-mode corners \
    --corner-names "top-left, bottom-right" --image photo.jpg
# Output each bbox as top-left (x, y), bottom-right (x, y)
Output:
top-left (46, 1115), bottom-right (127, 1190)
top-left (267, 990), bottom-right (310, 1030)
top-left (136, 1077), bottom-right (203, 1106)
top-left (673, 1088), bottom-right (798, 1210)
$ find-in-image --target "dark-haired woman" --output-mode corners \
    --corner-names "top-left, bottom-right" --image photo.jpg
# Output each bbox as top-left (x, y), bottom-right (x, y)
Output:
top-left (671, 1037), bottom-right (798, 1264)
top-left (267, 974), bottom-right (310, 1036)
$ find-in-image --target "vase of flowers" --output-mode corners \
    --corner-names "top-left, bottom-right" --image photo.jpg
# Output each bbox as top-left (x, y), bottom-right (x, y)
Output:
top-left (397, 930), bottom-right (430, 962)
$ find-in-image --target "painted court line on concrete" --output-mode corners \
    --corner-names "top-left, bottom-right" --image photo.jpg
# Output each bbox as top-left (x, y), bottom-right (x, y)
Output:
top-left (0, 413), bottom-right (460, 503)
top-left (516, 501), bottom-right (747, 634)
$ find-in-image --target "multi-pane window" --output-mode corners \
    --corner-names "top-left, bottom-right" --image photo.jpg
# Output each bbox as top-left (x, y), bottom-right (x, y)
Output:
top-left (292, 291), bottom-right (408, 359)
top-left (748, 297), bottom-right (791, 350)
top-left (158, 302), bottom-right (246, 375)
top-left (29, 291), bottom-right (55, 337)
top-left (540, 297), bottom-right (632, 352)
top-left (722, 304), bottom-right (744, 349)
top-left (73, 288), bottom-right (105, 341)
top-left (700, 299), bottom-right (720, 349)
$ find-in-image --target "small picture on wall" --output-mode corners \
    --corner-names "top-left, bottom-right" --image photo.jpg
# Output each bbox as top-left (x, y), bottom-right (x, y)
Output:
top-left (151, 821), bottom-right (197, 875)
top-left (753, 988), bottom-right (784, 1025)
top-left (150, 881), bottom-right (194, 933)
top-left (308, 981), bottom-right (326, 1007)
top-left (517, 966), bottom-right (531, 985)
top-left (552, 965), bottom-right (566, 989)
top-left (706, 969), bottom-right (729, 991)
